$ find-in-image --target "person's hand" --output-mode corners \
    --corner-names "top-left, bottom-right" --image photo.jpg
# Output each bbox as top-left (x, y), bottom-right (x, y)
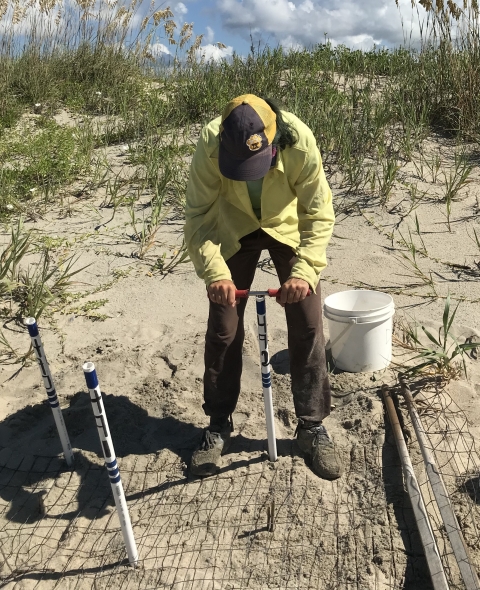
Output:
top-left (208, 280), bottom-right (238, 307)
top-left (277, 278), bottom-right (310, 307)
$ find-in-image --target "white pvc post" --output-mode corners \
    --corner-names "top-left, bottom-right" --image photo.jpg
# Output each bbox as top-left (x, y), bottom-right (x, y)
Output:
top-left (82, 362), bottom-right (138, 566)
top-left (255, 296), bottom-right (277, 462)
top-left (25, 318), bottom-right (74, 467)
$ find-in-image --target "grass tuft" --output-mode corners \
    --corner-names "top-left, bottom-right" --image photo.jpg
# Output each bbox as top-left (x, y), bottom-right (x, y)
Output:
top-left (394, 295), bottom-right (479, 380)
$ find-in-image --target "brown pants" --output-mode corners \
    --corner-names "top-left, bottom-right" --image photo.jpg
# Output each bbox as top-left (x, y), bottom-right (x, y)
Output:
top-left (203, 229), bottom-right (331, 425)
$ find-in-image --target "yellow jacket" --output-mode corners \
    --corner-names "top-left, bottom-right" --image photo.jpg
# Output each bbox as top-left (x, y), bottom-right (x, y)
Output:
top-left (184, 111), bottom-right (335, 291)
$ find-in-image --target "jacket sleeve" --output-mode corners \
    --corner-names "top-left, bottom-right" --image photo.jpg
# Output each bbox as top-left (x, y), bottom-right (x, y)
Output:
top-left (289, 138), bottom-right (335, 291)
top-left (184, 128), bottom-right (232, 286)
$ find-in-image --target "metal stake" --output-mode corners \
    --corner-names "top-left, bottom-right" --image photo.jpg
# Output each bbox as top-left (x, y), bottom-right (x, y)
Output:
top-left (382, 384), bottom-right (449, 590)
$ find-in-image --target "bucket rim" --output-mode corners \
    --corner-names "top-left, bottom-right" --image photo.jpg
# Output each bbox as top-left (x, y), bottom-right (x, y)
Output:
top-left (324, 289), bottom-right (394, 315)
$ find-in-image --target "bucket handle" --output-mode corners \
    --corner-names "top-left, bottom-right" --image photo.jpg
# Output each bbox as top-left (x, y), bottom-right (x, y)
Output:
top-left (332, 316), bottom-right (359, 323)
top-left (324, 308), bottom-right (395, 325)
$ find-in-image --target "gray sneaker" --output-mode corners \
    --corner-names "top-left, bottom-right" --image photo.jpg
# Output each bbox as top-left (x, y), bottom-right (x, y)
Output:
top-left (190, 418), bottom-right (233, 477)
top-left (296, 422), bottom-right (344, 480)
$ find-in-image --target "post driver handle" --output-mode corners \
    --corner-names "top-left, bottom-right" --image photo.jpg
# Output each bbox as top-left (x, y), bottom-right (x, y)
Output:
top-left (235, 289), bottom-right (312, 298)
top-left (235, 289), bottom-right (277, 298)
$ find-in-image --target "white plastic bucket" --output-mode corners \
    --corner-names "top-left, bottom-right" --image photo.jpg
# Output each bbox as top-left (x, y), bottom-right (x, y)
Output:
top-left (324, 290), bottom-right (395, 373)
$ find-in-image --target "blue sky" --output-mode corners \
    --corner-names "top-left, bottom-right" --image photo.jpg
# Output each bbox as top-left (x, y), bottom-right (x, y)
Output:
top-left (0, 0), bottom-right (429, 61)
top-left (162, 0), bottom-right (428, 60)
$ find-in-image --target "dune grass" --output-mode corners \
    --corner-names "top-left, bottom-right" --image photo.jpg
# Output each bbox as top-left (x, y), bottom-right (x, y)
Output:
top-left (1, 1), bottom-right (480, 210)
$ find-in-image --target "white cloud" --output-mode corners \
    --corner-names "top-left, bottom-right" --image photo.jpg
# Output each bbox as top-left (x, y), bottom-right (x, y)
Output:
top-left (198, 43), bottom-right (234, 61)
top-left (205, 25), bottom-right (215, 44)
top-left (175, 2), bottom-right (188, 15)
top-left (173, 2), bottom-right (188, 25)
top-left (149, 43), bottom-right (171, 57)
top-left (299, 0), bottom-right (314, 14)
top-left (280, 35), bottom-right (303, 52)
top-left (344, 34), bottom-right (382, 50)
top-left (216, 0), bottom-right (429, 50)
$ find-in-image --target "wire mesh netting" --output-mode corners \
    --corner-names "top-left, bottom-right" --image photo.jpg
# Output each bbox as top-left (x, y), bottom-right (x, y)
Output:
top-left (400, 379), bottom-right (480, 589)
top-left (0, 380), bottom-right (479, 589)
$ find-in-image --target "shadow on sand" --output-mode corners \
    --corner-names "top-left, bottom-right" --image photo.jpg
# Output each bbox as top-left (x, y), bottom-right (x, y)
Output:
top-left (0, 390), bottom-right (293, 524)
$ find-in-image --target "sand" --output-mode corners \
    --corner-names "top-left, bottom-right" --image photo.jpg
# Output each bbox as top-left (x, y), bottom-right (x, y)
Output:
top-left (0, 112), bottom-right (479, 589)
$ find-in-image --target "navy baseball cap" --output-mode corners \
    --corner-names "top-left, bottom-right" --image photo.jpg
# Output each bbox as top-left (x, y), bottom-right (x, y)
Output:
top-left (219, 94), bottom-right (277, 181)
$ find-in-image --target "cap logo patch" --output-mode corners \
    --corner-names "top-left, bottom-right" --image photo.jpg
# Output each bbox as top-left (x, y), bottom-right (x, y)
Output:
top-left (246, 134), bottom-right (262, 151)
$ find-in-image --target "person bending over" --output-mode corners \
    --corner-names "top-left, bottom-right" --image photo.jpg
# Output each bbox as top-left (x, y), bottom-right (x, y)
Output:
top-left (184, 94), bottom-right (343, 480)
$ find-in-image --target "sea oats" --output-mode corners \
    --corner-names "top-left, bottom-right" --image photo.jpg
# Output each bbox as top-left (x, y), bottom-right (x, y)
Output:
top-left (140, 15), bottom-right (149, 32)
top-left (144, 30), bottom-right (153, 46)
top-left (39, 0), bottom-right (58, 13)
top-left (447, 0), bottom-right (462, 19)
top-left (179, 22), bottom-right (190, 35)
top-left (80, 10), bottom-right (95, 21)
top-left (0, 0), bottom-right (9, 19)
top-left (179, 23), bottom-right (193, 48)
top-left (115, 6), bottom-right (128, 20)
top-left (191, 34), bottom-right (203, 51)
top-left (75, 0), bottom-right (95, 10)
top-left (163, 18), bottom-right (176, 39)
top-left (419, 0), bottom-right (434, 11)
top-left (121, 11), bottom-right (132, 28)
top-left (186, 33), bottom-right (204, 61)
top-left (153, 8), bottom-right (173, 26)
top-left (179, 33), bottom-right (192, 48)
top-left (12, 4), bottom-right (27, 24)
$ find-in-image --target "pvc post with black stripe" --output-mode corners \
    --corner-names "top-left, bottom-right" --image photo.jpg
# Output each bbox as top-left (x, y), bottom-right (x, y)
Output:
top-left (25, 318), bottom-right (74, 467)
top-left (255, 296), bottom-right (277, 462)
top-left (82, 362), bottom-right (138, 566)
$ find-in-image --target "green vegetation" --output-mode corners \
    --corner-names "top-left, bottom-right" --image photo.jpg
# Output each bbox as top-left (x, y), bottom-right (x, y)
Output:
top-left (0, 118), bottom-right (95, 212)
top-left (396, 295), bottom-right (479, 380)
top-left (2, 1), bottom-right (479, 215)
top-left (0, 218), bottom-right (86, 362)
